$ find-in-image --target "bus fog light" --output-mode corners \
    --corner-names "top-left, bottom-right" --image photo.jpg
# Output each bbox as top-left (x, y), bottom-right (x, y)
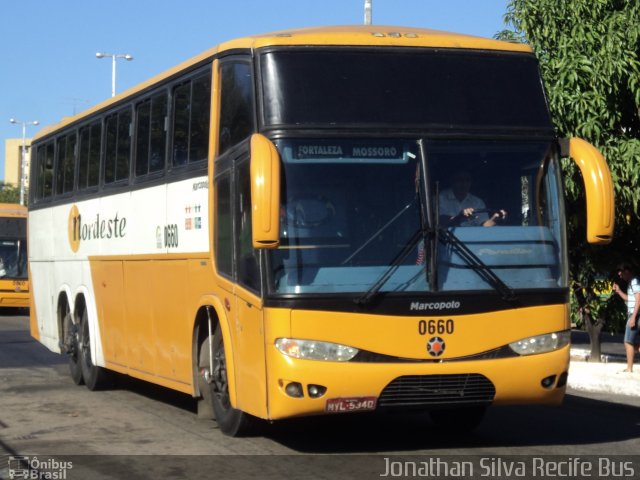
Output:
top-left (275, 338), bottom-right (358, 361)
top-left (540, 375), bottom-right (556, 389)
top-left (307, 384), bottom-right (327, 398)
top-left (285, 382), bottom-right (304, 398)
top-left (509, 330), bottom-right (570, 356)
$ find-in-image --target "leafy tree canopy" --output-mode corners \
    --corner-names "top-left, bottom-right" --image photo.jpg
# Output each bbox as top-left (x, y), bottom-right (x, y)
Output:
top-left (500, 0), bottom-right (640, 331)
top-left (0, 183), bottom-right (21, 205)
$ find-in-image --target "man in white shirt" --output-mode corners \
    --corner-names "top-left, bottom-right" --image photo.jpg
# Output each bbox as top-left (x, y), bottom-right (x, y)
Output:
top-left (438, 170), bottom-right (506, 227)
top-left (613, 263), bottom-right (640, 373)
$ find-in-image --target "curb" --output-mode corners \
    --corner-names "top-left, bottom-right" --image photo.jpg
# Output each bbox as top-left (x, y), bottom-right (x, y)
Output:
top-left (569, 348), bottom-right (640, 396)
top-left (570, 348), bottom-right (627, 364)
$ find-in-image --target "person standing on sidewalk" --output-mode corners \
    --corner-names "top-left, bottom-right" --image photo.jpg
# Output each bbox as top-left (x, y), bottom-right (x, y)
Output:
top-left (612, 263), bottom-right (640, 372)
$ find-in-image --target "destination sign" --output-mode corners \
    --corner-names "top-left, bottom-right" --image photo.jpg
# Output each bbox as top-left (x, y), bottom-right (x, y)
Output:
top-left (292, 142), bottom-right (405, 162)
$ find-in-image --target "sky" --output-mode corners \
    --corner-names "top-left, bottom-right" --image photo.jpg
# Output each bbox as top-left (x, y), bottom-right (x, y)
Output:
top-left (0, 0), bottom-right (509, 180)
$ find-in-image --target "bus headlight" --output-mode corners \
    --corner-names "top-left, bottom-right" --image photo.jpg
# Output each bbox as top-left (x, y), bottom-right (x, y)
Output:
top-left (275, 338), bottom-right (359, 361)
top-left (509, 331), bottom-right (571, 356)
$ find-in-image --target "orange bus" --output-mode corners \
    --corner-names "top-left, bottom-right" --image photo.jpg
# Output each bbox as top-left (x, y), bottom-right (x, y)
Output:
top-left (28, 26), bottom-right (613, 436)
top-left (0, 203), bottom-right (29, 308)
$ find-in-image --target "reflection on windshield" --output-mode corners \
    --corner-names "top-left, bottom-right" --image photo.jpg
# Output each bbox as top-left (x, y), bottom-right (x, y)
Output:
top-left (267, 139), bottom-right (566, 296)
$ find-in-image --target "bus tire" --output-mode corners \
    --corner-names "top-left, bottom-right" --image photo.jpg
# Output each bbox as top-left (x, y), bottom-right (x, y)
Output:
top-left (62, 311), bottom-right (83, 385)
top-left (197, 335), bottom-right (215, 421)
top-left (79, 308), bottom-right (110, 391)
top-left (429, 405), bottom-right (487, 433)
top-left (201, 324), bottom-right (254, 437)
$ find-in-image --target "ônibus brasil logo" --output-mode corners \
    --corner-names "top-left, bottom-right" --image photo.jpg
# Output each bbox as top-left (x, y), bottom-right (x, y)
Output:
top-left (68, 205), bottom-right (127, 253)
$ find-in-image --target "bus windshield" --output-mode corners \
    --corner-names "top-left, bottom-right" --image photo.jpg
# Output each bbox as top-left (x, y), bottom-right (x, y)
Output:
top-left (0, 217), bottom-right (27, 279)
top-left (267, 139), bottom-right (566, 295)
top-left (260, 48), bottom-right (551, 130)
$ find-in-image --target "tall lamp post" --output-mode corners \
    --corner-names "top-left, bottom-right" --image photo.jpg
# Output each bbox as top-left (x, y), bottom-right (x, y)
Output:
top-left (9, 118), bottom-right (39, 206)
top-left (364, 0), bottom-right (372, 25)
top-left (95, 52), bottom-right (134, 97)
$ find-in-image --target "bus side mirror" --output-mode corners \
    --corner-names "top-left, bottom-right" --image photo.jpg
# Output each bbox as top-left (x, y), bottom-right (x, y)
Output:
top-left (250, 134), bottom-right (281, 249)
top-left (561, 137), bottom-right (614, 244)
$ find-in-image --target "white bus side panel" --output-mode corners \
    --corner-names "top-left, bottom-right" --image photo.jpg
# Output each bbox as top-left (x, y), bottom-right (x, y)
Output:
top-left (28, 176), bottom-right (209, 372)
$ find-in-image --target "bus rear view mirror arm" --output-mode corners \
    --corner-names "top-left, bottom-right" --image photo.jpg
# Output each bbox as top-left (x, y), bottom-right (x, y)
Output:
top-left (250, 134), bottom-right (281, 249)
top-left (562, 137), bottom-right (614, 245)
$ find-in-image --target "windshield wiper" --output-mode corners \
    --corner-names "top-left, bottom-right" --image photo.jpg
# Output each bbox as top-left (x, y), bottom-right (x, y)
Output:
top-left (355, 227), bottom-right (427, 306)
top-left (438, 227), bottom-right (519, 305)
top-left (341, 198), bottom-right (417, 266)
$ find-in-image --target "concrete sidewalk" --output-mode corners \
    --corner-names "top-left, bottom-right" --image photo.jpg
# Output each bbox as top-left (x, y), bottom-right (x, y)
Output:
top-left (568, 330), bottom-right (640, 397)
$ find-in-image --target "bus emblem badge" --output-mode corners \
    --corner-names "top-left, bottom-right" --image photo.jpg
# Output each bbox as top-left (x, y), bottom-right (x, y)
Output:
top-left (427, 337), bottom-right (445, 357)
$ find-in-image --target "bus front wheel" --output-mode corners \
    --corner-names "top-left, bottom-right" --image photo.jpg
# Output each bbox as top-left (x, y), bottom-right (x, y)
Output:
top-left (199, 324), bottom-right (254, 437)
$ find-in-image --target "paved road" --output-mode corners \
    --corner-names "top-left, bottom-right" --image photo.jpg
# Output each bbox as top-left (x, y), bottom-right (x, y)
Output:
top-left (1, 313), bottom-right (640, 479)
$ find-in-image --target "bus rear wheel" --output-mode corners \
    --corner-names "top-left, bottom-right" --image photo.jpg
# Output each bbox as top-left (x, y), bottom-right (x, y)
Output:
top-left (79, 308), bottom-right (110, 391)
top-left (199, 324), bottom-right (254, 437)
top-left (62, 311), bottom-right (83, 385)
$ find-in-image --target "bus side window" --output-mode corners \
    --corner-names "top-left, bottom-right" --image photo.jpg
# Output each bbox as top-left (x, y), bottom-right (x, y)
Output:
top-left (172, 82), bottom-right (190, 166)
top-left (171, 73), bottom-right (211, 167)
top-left (218, 61), bottom-right (254, 156)
top-left (79, 126), bottom-right (91, 189)
top-left (34, 145), bottom-right (44, 201)
top-left (104, 107), bottom-right (132, 185)
top-left (88, 121), bottom-right (101, 188)
top-left (136, 92), bottom-right (168, 177)
top-left (55, 132), bottom-right (76, 195)
top-left (33, 145), bottom-right (44, 201)
top-left (54, 135), bottom-right (67, 195)
top-left (135, 99), bottom-right (151, 176)
top-left (150, 93), bottom-right (167, 172)
top-left (215, 173), bottom-right (233, 278)
top-left (236, 161), bottom-right (259, 292)
top-left (44, 141), bottom-right (55, 198)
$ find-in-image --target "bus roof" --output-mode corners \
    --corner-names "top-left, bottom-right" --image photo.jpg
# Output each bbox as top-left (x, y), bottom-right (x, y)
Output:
top-left (33, 25), bottom-right (532, 141)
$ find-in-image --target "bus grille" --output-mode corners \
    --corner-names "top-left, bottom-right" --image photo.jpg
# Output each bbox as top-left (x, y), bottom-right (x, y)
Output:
top-left (378, 374), bottom-right (496, 408)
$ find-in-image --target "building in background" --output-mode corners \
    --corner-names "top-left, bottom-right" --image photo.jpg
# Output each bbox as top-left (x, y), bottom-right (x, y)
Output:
top-left (3, 138), bottom-right (31, 189)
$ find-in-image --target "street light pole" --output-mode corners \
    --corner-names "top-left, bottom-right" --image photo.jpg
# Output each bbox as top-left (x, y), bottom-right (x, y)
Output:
top-left (9, 118), bottom-right (39, 206)
top-left (364, 0), bottom-right (372, 25)
top-left (96, 52), bottom-right (134, 97)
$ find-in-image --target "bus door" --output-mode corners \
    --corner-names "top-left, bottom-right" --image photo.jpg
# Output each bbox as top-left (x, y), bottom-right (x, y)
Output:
top-left (232, 157), bottom-right (267, 416)
top-left (214, 149), bottom-right (267, 416)
top-left (214, 57), bottom-right (266, 415)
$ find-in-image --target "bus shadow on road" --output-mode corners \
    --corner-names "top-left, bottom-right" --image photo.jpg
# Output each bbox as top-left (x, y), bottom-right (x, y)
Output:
top-left (0, 332), bottom-right (68, 369)
top-left (263, 394), bottom-right (640, 453)
top-left (109, 373), bottom-right (199, 414)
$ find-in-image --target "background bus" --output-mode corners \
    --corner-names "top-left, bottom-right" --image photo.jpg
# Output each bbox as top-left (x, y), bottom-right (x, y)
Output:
top-left (28, 26), bottom-right (613, 436)
top-left (0, 203), bottom-right (29, 308)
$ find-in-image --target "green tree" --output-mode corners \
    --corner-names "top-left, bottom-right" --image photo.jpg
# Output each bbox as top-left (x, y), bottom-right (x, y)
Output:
top-left (0, 183), bottom-right (21, 204)
top-left (499, 0), bottom-right (640, 360)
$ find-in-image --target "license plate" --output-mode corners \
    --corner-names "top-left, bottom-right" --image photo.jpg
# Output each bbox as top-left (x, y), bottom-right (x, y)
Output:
top-left (325, 396), bottom-right (377, 413)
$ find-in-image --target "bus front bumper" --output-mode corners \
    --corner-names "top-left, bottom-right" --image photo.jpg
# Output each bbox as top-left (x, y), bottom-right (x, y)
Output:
top-left (265, 345), bottom-right (569, 420)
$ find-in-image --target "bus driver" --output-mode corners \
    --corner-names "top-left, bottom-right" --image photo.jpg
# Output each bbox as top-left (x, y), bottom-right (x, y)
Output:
top-left (439, 170), bottom-right (507, 227)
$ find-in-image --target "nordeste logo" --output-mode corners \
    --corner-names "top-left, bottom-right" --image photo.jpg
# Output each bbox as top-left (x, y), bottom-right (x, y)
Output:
top-left (68, 204), bottom-right (127, 253)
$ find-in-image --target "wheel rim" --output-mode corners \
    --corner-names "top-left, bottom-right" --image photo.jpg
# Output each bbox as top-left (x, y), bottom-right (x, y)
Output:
top-left (70, 329), bottom-right (79, 362)
top-left (65, 314), bottom-right (79, 361)
top-left (80, 316), bottom-right (92, 367)
top-left (212, 345), bottom-right (231, 410)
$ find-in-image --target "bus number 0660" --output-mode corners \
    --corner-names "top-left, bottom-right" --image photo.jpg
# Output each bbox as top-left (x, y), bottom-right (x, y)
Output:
top-left (418, 319), bottom-right (454, 335)
top-left (164, 224), bottom-right (179, 248)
